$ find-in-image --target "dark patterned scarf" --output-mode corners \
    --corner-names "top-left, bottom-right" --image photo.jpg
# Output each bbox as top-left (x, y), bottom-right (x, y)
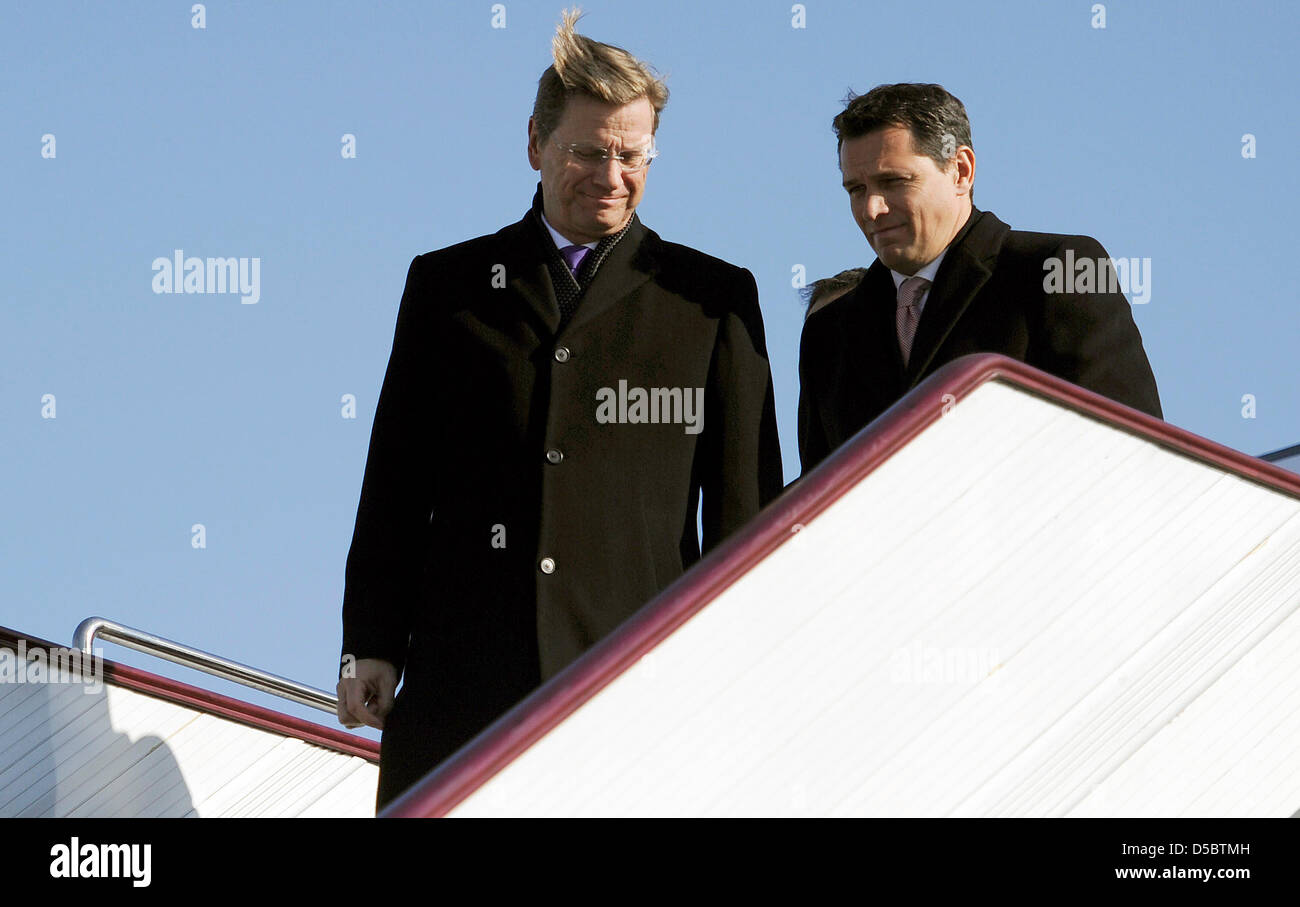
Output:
top-left (529, 186), bottom-right (635, 329)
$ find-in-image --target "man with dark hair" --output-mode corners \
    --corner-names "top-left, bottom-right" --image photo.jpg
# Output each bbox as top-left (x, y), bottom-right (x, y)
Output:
top-left (798, 82), bottom-right (1162, 474)
top-left (337, 10), bottom-right (783, 810)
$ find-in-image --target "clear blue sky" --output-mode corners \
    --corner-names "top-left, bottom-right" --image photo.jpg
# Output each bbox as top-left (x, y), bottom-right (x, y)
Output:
top-left (3, 1), bottom-right (1297, 734)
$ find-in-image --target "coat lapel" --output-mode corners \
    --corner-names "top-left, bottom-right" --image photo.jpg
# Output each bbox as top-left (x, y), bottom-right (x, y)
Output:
top-left (815, 261), bottom-right (903, 436)
top-left (854, 261), bottom-right (905, 403)
top-left (499, 214), bottom-right (563, 336)
top-left (903, 208), bottom-right (1008, 386)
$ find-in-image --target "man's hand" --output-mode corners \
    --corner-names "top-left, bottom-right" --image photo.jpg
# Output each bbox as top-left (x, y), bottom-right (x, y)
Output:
top-left (336, 658), bottom-right (398, 730)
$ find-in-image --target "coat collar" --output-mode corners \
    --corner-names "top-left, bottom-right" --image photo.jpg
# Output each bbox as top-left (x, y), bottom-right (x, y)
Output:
top-left (500, 206), bottom-right (563, 335)
top-left (504, 185), bottom-right (657, 337)
top-left (853, 260), bottom-right (904, 387)
top-left (900, 207), bottom-right (1009, 384)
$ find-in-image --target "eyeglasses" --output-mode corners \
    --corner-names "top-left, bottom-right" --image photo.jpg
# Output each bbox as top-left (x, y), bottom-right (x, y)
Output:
top-left (552, 141), bottom-right (659, 173)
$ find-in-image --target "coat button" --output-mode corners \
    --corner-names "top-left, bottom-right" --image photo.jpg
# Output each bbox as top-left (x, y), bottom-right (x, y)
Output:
top-left (554, 347), bottom-right (571, 363)
top-left (545, 448), bottom-right (564, 464)
top-left (539, 557), bottom-right (556, 574)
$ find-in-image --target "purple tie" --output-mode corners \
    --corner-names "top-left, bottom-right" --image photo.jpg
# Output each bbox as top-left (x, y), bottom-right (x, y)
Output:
top-left (559, 244), bottom-right (591, 277)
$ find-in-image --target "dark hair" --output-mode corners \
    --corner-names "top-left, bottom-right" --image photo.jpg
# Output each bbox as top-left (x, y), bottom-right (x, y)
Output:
top-left (832, 83), bottom-right (974, 200)
top-left (801, 267), bottom-right (868, 318)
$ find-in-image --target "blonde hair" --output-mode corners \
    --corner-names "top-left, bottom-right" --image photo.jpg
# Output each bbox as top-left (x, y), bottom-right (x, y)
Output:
top-left (532, 8), bottom-right (669, 140)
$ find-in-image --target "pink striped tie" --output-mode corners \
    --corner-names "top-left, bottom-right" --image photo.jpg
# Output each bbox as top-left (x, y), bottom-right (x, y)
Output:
top-left (896, 276), bottom-right (930, 367)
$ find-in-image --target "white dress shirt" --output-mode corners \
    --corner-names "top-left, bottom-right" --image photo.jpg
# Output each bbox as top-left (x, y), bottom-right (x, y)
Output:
top-left (539, 212), bottom-right (598, 253)
top-left (889, 246), bottom-right (950, 317)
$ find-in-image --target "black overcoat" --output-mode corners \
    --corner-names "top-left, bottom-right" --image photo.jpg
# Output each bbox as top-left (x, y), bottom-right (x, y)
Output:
top-left (798, 208), bottom-right (1163, 473)
top-left (342, 190), bottom-right (784, 808)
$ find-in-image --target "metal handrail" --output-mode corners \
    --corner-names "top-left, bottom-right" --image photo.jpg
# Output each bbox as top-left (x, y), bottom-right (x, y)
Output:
top-left (73, 616), bottom-right (337, 714)
top-left (1260, 443), bottom-right (1300, 463)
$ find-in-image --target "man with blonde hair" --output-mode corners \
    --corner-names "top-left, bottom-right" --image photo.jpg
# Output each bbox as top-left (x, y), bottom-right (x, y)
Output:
top-left (337, 10), bottom-right (783, 811)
